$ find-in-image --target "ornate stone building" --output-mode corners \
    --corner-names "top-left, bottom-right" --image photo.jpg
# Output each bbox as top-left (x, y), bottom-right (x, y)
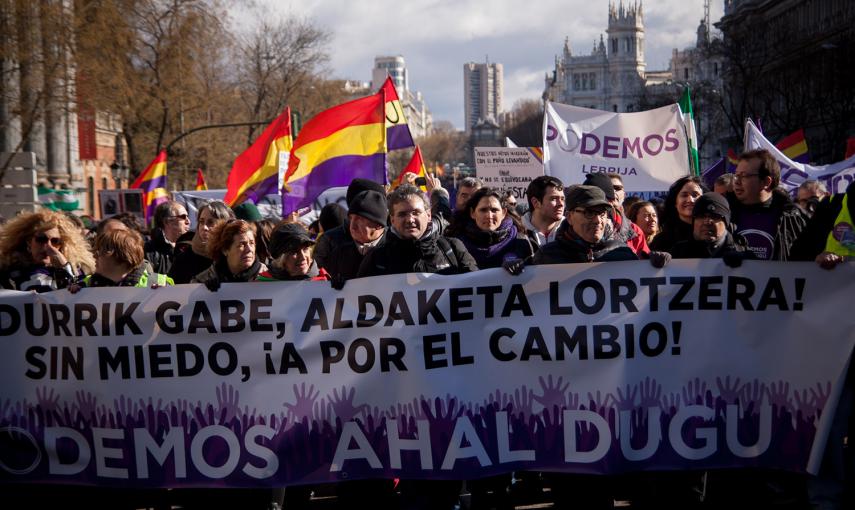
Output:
top-left (543, 2), bottom-right (668, 113)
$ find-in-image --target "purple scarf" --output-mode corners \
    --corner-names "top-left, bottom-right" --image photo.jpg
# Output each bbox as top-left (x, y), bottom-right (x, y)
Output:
top-left (458, 217), bottom-right (518, 266)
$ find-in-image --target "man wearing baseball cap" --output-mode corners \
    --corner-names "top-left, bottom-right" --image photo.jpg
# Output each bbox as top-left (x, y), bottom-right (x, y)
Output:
top-left (533, 185), bottom-right (638, 264)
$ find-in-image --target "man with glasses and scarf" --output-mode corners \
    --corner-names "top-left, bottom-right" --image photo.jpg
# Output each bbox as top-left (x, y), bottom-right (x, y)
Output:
top-left (144, 200), bottom-right (190, 274)
top-left (533, 185), bottom-right (638, 264)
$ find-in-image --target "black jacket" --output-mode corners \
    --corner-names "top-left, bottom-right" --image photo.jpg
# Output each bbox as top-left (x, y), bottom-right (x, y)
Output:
top-left (357, 224), bottom-right (478, 277)
top-left (726, 189), bottom-right (808, 261)
top-left (144, 228), bottom-right (176, 274)
top-left (315, 221), bottom-right (386, 281)
top-left (192, 258), bottom-right (267, 285)
top-left (670, 231), bottom-right (751, 260)
top-left (169, 246), bottom-right (212, 284)
top-left (533, 222), bottom-right (638, 264)
top-left (649, 219), bottom-right (693, 254)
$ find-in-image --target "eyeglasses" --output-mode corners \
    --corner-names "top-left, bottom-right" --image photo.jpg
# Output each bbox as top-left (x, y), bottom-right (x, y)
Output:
top-left (612, 185), bottom-right (624, 191)
top-left (733, 173), bottom-right (760, 182)
top-left (34, 234), bottom-right (63, 247)
top-left (573, 208), bottom-right (609, 219)
top-left (167, 213), bottom-right (189, 221)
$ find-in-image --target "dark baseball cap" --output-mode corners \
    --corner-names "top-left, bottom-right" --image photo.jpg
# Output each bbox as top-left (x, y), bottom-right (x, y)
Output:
top-left (692, 192), bottom-right (731, 224)
top-left (269, 223), bottom-right (314, 258)
top-left (583, 173), bottom-right (616, 202)
top-left (566, 185), bottom-right (611, 210)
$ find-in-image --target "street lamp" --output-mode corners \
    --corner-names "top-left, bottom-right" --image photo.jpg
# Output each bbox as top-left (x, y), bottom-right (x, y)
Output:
top-left (110, 133), bottom-right (128, 188)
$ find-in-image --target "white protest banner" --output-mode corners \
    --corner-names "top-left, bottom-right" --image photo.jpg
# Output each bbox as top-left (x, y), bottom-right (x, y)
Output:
top-left (0, 261), bottom-right (853, 487)
top-left (474, 147), bottom-right (545, 200)
top-left (544, 102), bottom-right (690, 192)
top-left (744, 119), bottom-right (855, 194)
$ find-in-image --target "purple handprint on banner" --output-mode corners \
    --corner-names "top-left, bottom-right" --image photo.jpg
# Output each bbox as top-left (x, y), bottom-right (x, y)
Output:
top-left (638, 377), bottom-right (662, 409)
top-left (421, 395), bottom-right (464, 430)
top-left (36, 387), bottom-right (60, 414)
top-left (215, 383), bottom-right (240, 423)
top-left (716, 376), bottom-right (743, 404)
top-left (681, 378), bottom-right (708, 406)
top-left (660, 392), bottom-right (681, 413)
top-left (766, 381), bottom-right (792, 408)
top-left (613, 384), bottom-right (638, 411)
top-left (284, 383), bottom-right (319, 421)
top-left (810, 382), bottom-right (832, 414)
top-left (73, 391), bottom-right (98, 421)
top-left (533, 375), bottom-right (570, 410)
top-left (512, 385), bottom-right (534, 417)
top-left (330, 386), bottom-right (368, 422)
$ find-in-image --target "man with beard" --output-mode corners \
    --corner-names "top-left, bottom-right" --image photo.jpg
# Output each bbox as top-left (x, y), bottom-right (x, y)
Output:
top-left (670, 192), bottom-right (752, 263)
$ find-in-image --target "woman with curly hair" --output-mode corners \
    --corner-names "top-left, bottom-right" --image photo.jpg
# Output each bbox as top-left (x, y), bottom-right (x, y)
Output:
top-left (192, 219), bottom-right (266, 290)
top-left (0, 210), bottom-right (95, 292)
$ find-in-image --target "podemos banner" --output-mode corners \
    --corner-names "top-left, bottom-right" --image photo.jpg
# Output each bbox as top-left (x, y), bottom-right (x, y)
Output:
top-left (0, 261), bottom-right (853, 488)
top-left (544, 101), bottom-right (690, 192)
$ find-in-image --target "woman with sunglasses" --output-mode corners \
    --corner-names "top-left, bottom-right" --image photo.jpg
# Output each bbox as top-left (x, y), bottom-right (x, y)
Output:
top-left (0, 210), bottom-right (95, 292)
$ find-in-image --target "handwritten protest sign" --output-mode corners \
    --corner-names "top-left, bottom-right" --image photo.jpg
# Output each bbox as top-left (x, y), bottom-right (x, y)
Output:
top-left (0, 261), bottom-right (852, 487)
top-left (474, 147), bottom-right (544, 200)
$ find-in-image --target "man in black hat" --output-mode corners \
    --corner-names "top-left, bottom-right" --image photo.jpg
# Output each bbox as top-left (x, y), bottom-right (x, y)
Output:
top-left (671, 192), bottom-right (752, 264)
top-left (315, 178), bottom-right (386, 278)
top-left (259, 223), bottom-right (329, 281)
top-left (583, 172), bottom-right (650, 256)
top-left (533, 185), bottom-right (638, 264)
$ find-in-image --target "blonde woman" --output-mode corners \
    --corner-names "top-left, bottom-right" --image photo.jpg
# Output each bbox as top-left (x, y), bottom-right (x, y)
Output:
top-left (0, 210), bottom-right (95, 292)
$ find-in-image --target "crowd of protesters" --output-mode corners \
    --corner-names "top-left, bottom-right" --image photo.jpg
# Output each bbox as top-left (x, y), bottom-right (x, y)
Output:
top-left (0, 147), bottom-right (853, 509)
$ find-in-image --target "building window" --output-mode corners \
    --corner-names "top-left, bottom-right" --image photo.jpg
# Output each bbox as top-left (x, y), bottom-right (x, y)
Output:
top-left (574, 75), bottom-right (580, 90)
top-left (613, 104), bottom-right (618, 112)
top-left (684, 68), bottom-right (689, 80)
top-left (590, 73), bottom-right (596, 89)
top-left (612, 38), bottom-right (618, 54)
top-left (582, 75), bottom-right (588, 90)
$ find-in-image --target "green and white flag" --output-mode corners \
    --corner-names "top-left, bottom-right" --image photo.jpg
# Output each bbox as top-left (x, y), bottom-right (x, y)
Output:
top-left (678, 87), bottom-right (700, 176)
top-left (37, 185), bottom-right (79, 211)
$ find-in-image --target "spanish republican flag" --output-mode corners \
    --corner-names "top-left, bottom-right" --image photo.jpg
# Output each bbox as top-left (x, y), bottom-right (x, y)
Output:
top-left (775, 129), bottom-right (809, 164)
top-left (130, 151), bottom-right (168, 222)
top-left (225, 107), bottom-right (292, 207)
top-left (283, 92), bottom-right (386, 213)
top-left (726, 148), bottom-right (739, 173)
top-left (195, 169), bottom-right (208, 190)
top-left (395, 145), bottom-right (427, 191)
top-left (380, 77), bottom-right (415, 151)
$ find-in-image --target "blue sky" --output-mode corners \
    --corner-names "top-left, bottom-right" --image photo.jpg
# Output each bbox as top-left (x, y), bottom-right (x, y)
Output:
top-left (249, 0), bottom-right (724, 129)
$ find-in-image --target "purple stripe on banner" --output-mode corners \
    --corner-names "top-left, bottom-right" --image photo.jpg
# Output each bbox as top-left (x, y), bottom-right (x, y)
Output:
top-left (235, 174), bottom-right (278, 205)
top-left (282, 153), bottom-right (386, 214)
top-left (139, 175), bottom-right (167, 192)
top-left (387, 124), bottom-right (414, 151)
top-left (791, 154), bottom-right (810, 164)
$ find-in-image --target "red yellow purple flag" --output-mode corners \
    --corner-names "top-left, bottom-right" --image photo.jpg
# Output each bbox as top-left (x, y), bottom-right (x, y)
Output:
top-left (394, 145), bottom-right (427, 190)
top-left (282, 92), bottom-right (386, 214)
top-left (130, 151), bottom-right (168, 221)
top-left (195, 169), bottom-right (208, 191)
top-left (380, 77), bottom-right (415, 151)
top-left (225, 107), bottom-right (292, 207)
top-left (775, 129), bottom-right (810, 164)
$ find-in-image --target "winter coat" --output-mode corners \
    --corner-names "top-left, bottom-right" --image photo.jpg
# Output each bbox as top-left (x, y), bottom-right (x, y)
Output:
top-left (144, 228), bottom-right (176, 274)
top-left (453, 217), bottom-right (534, 269)
top-left (191, 258), bottom-right (267, 285)
top-left (726, 189), bottom-right (808, 261)
top-left (357, 223), bottom-right (478, 277)
top-left (533, 221), bottom-right (638, 264)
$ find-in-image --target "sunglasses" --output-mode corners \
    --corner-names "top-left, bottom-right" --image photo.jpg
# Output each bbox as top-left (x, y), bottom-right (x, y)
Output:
top-left (34, 234), bottom-right (63, 247)
top-left (167, 213), bottom-right (190, 221)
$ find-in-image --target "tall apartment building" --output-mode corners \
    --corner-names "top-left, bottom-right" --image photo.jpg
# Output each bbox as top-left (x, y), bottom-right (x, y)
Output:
top-left (463, 61), bottom-right (503, 133)
top-left (371, 55), bottom-right (408, 94)
top-left (370, 55), bottom-right (432, 139)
